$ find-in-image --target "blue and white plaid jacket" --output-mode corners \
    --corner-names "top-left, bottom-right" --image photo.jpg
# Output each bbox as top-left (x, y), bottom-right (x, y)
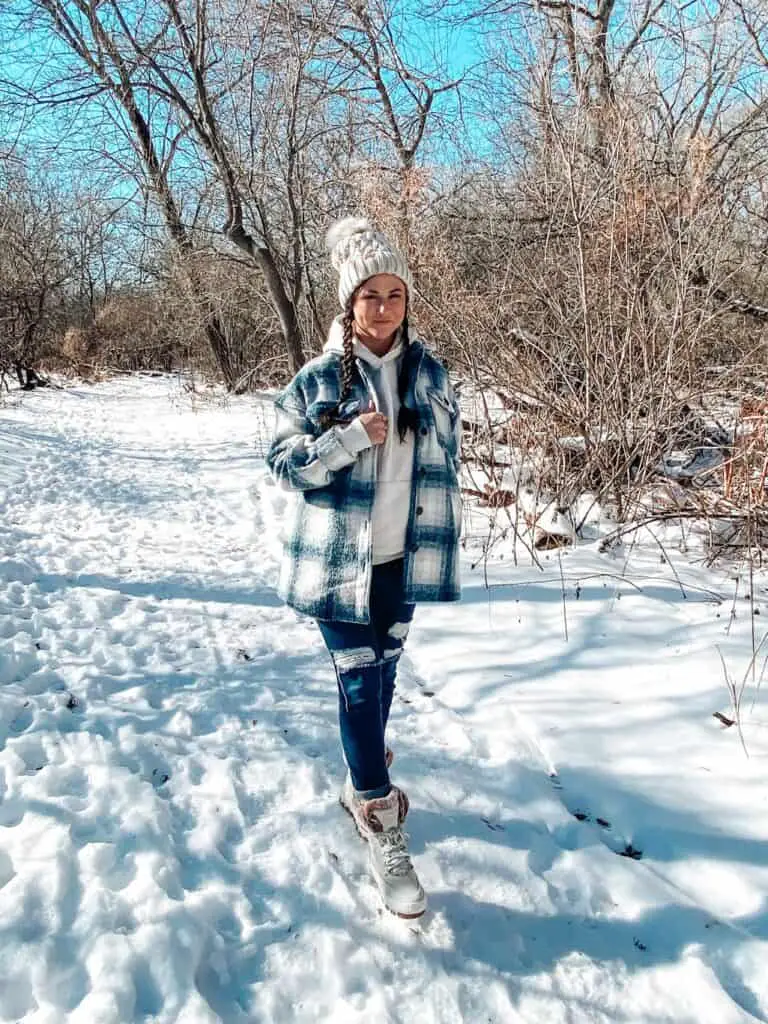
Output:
top-left (267, 335), bottom-right (462, 623)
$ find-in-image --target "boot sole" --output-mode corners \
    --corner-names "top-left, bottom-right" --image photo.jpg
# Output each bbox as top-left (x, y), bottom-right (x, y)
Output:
top-left (338, 797), bottom-right (426, 920)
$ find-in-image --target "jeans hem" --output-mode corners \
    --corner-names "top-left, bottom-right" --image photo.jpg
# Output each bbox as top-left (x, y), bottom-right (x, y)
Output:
top-left (355, 781), bottom-right (391, 801)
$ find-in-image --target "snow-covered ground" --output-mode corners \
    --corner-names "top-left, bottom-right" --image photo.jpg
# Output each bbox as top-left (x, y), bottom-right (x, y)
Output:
top-left (1, 375), bottom-right (767, 1024)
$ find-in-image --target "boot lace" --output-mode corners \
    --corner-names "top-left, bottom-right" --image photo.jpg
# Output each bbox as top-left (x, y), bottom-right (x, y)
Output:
top-left (376, 827), bottom-right (413, 876)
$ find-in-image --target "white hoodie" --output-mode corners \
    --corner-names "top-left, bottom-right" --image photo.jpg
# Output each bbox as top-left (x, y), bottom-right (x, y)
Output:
top-left (325, 318), bottom-right (415, 565)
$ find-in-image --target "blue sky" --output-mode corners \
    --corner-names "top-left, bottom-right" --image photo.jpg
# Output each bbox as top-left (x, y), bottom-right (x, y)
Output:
top-left (0, 1), bottom-right (491, 272)
top-left (3, 1), bottom-right (486, 154)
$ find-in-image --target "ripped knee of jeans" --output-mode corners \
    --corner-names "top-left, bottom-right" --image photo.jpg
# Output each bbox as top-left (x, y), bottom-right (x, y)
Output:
top-left (388, 621), bottom-right (411, 642)
top-left (331, 645), bottom-right (378, 673)
top-left (333, 646), bottom-right (379, 711)
top-left (382, 621), bottom-right (411, 661)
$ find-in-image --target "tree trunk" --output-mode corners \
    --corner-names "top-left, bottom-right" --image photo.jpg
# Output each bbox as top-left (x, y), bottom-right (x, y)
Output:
top-left (226, 223), bottom-right (304, 375)
top-left (203, 317), bottom-right (236, 389)
top-left (122, 93), bottom-right (239, 386)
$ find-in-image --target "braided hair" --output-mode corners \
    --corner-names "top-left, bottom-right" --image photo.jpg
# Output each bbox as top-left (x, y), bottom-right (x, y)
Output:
top-left (339, 303), bottom-right (356, 405)
top-left (396, 313), bottom-right (419, 442)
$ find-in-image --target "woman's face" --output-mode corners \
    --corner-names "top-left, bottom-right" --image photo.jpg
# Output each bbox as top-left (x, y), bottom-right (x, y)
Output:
top-left (352, 274), bottom-right (407, 351)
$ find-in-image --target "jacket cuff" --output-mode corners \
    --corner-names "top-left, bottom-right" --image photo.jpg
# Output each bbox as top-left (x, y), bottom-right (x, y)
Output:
top-left (337, 418), bottom-right (374, 455)
top-left (313, 424), bottom-right (360, 470)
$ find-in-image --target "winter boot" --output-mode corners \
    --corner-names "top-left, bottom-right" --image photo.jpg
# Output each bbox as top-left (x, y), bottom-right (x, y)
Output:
top-left (340, 781), bottom-right (426, 918)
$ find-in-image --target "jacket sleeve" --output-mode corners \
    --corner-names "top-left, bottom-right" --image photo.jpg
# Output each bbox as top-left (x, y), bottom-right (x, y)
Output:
top-left (267, 396), bottom-right (372, 492)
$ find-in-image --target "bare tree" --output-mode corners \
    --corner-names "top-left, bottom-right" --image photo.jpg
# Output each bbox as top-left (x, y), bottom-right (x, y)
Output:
top-left (12, 0), bottom-right (252, 383)
top-left (0, 161), bottom-right (70, 388)
top-left (5, 0), bottom-right (768, 543)
top-left (411, 0), bottom-right (768, 527)
top-left (281, 0), bottom-right (465, 254)
top-left (13, 0), bottom-right (311, 377)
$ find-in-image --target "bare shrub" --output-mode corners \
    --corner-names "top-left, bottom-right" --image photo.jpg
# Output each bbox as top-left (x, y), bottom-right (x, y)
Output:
top-left (404, 83), bottom-right (768, 543)
top-left (723, 399), bottom-right (768, 508)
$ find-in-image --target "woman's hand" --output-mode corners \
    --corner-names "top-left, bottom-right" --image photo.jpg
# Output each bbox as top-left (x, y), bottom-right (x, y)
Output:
top-left (358, 401), bottom-right (388, 445)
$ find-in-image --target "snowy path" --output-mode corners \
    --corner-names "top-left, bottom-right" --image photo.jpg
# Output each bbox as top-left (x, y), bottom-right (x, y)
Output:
top-left (1, 377), bottom-right (767, 1023)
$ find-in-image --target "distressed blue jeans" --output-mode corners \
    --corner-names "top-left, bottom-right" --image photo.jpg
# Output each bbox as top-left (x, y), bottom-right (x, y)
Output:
top-left (316, 558), bottom-right (416, 800)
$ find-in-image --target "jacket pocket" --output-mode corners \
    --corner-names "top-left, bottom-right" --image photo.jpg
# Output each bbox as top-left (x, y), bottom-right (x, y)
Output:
top-left (427, 388), bottom-right (458, 462)
top-left (427, 389), bottom-right (453, 443)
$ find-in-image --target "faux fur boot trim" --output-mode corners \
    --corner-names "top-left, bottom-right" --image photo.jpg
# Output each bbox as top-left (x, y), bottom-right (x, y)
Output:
top-left (361, 786), bottom-right (409, 833)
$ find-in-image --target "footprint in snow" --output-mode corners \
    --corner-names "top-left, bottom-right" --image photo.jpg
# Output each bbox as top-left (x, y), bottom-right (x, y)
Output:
top-left (9, 701), bottom-right (34, 735)
top-left (151, 765), bottom-right (171, 788)
top-left (13, 735), bottom-right (47, 773)
top-left (548, 773), bottom-right (644, 860)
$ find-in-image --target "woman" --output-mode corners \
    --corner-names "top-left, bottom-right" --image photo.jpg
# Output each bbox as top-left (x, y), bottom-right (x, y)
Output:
top-left (267, 218), bottom-right (462, 919)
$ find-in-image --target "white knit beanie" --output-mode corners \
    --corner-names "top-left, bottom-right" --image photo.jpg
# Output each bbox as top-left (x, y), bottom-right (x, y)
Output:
top-left (325, 216), bottom-right (412, 309)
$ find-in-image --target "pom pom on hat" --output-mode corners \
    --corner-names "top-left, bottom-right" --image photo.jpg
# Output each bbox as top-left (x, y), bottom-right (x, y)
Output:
top-left (325, 215), bottom-right (413, 308)
top-left (325, 216), bottom-right (373, 267)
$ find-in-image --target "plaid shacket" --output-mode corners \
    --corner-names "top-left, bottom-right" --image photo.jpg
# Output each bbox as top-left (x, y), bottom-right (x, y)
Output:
top-left (267, 338), bottom-right (462, 623)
